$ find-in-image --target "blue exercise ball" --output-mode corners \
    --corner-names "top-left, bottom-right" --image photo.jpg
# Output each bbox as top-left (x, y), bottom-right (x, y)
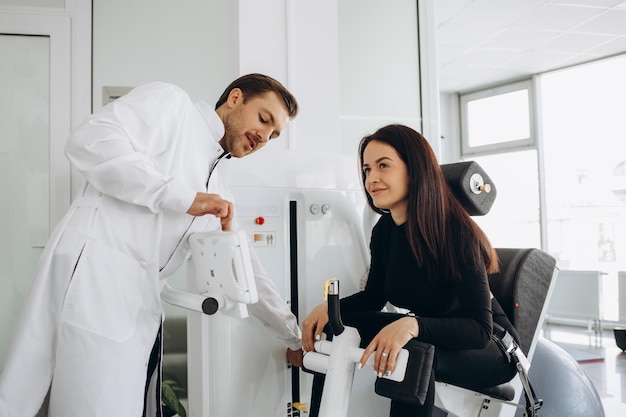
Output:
top-left (515, 337), bottom-right (605, 417)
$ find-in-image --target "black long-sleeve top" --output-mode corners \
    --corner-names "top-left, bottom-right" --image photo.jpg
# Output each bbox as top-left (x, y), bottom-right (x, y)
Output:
top-left (341, 214), bottom-right (493, 350)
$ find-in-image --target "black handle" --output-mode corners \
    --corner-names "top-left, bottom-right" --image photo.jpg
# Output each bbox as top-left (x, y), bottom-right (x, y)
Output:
top-left (327, 280), bottom-right (345, 336)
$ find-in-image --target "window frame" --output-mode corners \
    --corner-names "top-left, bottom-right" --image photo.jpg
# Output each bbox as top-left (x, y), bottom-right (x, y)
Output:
top-left (460, 79), bottom-right (536, 157)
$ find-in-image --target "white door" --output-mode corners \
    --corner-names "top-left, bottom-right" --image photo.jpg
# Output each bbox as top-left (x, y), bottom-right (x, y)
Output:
top-left (0, 13), bottom-right (71, 371)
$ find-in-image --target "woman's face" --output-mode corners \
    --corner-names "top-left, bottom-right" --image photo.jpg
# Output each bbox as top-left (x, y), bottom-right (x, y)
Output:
top-left (362, 140), bottom-right (409, 224)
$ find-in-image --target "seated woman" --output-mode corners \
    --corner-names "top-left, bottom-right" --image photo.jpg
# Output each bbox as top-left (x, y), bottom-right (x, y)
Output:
top-left (300, 124), bottom-right (519, 417)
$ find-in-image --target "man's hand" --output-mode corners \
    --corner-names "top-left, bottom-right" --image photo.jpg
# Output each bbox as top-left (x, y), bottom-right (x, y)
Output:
top-left (286, 348), bottom-right (303, 368)
top-left (187, 192), bottom-right (234, 230)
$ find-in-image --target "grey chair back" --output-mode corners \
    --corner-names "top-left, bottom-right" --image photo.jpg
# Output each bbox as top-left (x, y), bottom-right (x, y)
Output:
top-left (488, 248), bottom-right (557, 355)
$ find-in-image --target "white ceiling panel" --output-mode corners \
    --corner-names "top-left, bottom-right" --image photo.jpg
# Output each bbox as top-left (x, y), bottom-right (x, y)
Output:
top-left (575, 9), bottom-right (626, 34)
top-left (435, 0), bottom-right (626, 93)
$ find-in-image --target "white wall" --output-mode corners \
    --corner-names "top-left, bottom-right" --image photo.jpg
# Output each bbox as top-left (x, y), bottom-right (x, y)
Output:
top-left (0, 0), bottom-right (63, 6)
top-left (92, 0), bottom-right (429, 193)
top-left (338, 0), bottom-right (421, 155)
top-left (92, 0), bottom-right (238, 112)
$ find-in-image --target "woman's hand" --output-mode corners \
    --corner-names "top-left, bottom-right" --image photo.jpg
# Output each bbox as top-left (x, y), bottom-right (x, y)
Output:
top-left (360, 316), bottom-right (419, 377)
top-left (300, 303), bottom-right (329, 352)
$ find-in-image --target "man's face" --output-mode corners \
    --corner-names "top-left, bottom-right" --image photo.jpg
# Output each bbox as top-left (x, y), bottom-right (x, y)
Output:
top-left (220, 90), bottom-right (290, 158)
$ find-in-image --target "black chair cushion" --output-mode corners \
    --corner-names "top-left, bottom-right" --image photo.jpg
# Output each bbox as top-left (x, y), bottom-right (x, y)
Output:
top-left (488, 248), bottom-right (556, 354)
top-left (472, 383), bottom-right (516, 401)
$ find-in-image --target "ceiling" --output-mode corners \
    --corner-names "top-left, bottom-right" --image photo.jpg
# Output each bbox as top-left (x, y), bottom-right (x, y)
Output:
top-left (435, 0), bottom-right (626, 94)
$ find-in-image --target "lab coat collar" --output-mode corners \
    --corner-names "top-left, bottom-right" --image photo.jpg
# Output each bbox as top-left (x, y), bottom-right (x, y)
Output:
top-left (196, 101), bottom-right (226, 153)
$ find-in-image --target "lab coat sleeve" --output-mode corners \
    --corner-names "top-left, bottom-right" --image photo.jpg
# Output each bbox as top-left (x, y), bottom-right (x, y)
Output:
top-left (246, 247), bottom-right (302, 351)
top-left (65, 82), bottom-right (197, 213)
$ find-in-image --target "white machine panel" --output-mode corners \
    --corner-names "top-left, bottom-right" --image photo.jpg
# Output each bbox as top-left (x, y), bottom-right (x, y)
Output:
top-left (187, 186), bottom-right (391, 416)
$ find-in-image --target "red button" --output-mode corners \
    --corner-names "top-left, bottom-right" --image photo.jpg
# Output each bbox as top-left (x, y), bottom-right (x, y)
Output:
top-left (255, 217), bottom-right (265, 225)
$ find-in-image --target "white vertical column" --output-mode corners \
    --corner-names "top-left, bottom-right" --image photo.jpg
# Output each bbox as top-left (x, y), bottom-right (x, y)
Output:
top-left (417, 0), bottom-right (441, 157)
top-left (237, 0), bottom-right (342, 153)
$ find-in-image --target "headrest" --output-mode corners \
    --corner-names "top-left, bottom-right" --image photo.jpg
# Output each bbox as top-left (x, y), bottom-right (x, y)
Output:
top-left (441, 161), bottom-right (496, 216)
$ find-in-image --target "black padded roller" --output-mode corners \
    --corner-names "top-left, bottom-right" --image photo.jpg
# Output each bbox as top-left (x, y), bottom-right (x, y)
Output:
top-left (440, 161), bottom-right (497, 216)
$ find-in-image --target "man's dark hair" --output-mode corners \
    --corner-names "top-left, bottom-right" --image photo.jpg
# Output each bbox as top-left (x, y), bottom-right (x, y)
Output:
top-left (215, 73), bottom-right (298, 118)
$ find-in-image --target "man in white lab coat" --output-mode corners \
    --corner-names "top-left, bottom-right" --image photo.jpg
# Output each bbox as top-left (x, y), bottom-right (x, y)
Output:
top-left (0, 74), bottom-right (302, 417)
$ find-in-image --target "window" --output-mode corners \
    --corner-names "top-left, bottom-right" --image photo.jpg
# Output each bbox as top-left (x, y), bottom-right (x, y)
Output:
top-left (469, 150), bottom-right (541, 250)
top-left (459, 80), bottom-right (540, 249)
top-left (460, 80), bottom-right (535, 155)
top-left (458, 54), bottom-right (626, 321)
top-left (540, 55), bottom-right (626, 321)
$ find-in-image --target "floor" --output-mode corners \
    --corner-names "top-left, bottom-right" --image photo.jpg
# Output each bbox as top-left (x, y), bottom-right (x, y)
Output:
top-left (541, 323), bottom-right (626, 416)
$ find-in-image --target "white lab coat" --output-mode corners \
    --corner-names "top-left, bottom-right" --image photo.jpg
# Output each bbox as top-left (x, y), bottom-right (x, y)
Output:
top-left (0, 82), bottom-right (301, 417)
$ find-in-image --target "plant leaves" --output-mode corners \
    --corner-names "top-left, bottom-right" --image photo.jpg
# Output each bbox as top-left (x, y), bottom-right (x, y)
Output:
top-left (162, 380), bottom-right (187, 417)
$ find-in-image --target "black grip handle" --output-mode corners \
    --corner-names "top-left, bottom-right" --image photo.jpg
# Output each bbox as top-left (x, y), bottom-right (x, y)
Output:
top-left (327, 281), bottom-right (345, 336)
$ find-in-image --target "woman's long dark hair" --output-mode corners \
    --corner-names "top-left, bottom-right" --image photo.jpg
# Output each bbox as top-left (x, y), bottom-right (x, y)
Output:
top-left (358, 124), bottom-right (498, 280)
